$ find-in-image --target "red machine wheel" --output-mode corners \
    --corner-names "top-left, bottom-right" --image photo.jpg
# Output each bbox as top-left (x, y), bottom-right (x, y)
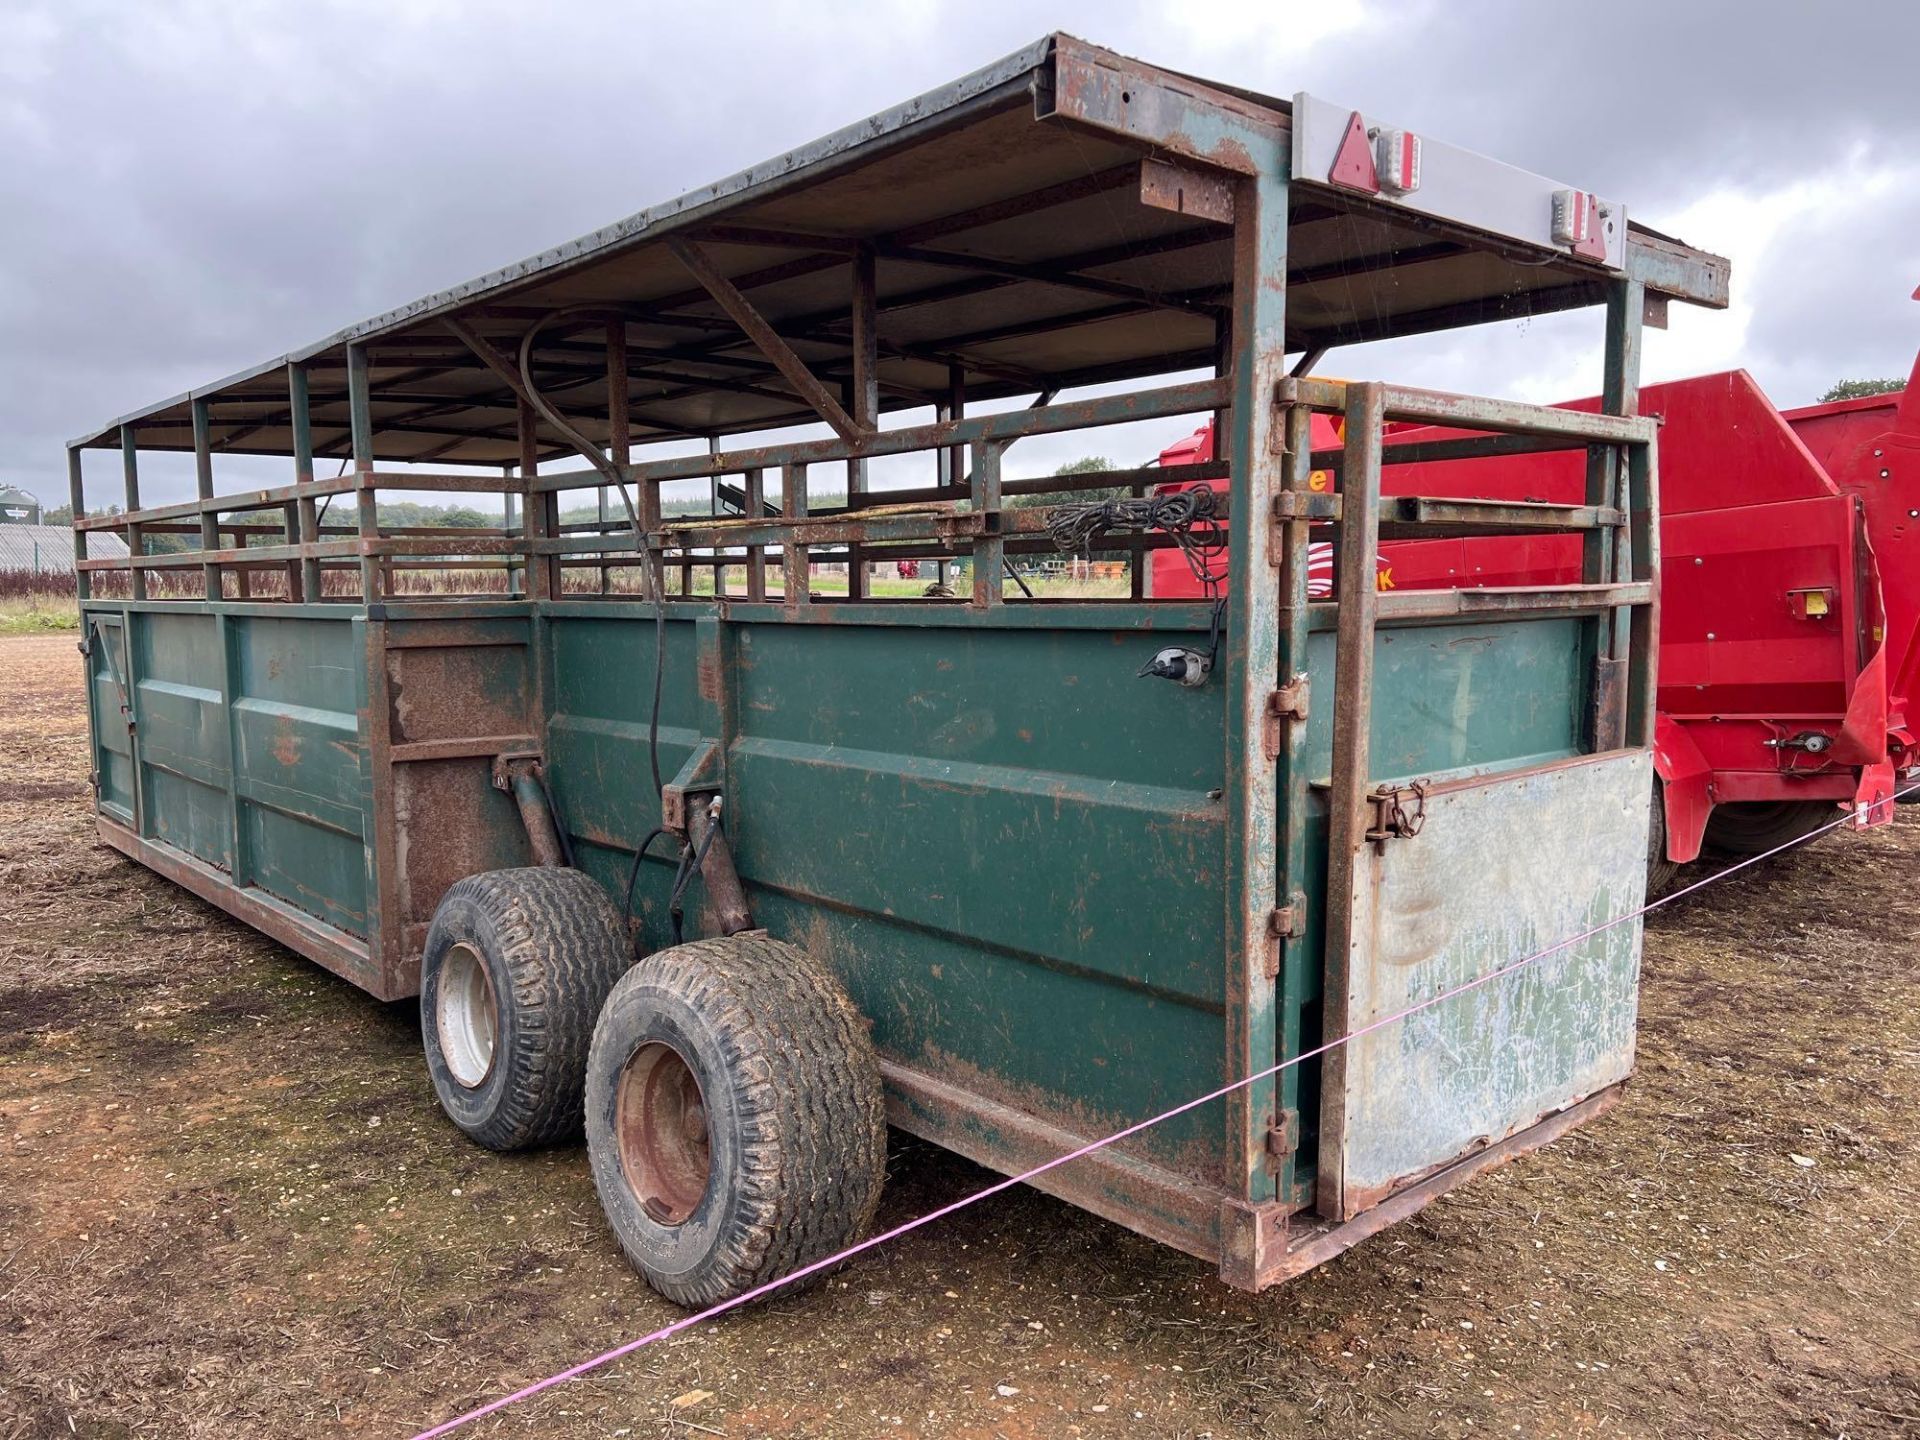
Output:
top-left (1701, 800), bottom-right (1836, 856)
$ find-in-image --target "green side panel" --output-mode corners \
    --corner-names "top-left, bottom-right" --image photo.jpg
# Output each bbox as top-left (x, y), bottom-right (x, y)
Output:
top-left (1302, 617), bottom-right (1584, 785)
top-left (133, 611), bottom-right (229, 867)
top-left (146, 769), bottom-right (232, 871)
top-left (241, 802), bottom-right (370, 935)
top-left (229, 615), bottom-right (370, 935)
top-left (751, 889), bottom-right (1230, 1180)
top-left (550, 613), bottom-right (1234, 1182)
top-left (733, 623), bottom-right (1225, 791)
top-left (544, 614), bottom-right (705, 847)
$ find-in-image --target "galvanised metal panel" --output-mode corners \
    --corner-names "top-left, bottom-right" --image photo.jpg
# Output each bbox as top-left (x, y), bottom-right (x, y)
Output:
top-left (1324, 750), bottom-right (1649, 1214)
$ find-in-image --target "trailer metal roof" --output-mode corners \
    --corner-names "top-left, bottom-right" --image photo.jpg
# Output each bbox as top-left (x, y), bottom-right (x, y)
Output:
top-left (74, 34), bottom-right (1728, 467)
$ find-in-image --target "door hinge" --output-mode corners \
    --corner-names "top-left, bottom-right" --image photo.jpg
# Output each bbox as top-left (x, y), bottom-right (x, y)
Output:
top-left (1264, 1108), bottom-right (1301, 1167)
top-left (1263, 893), bottom-right (1306, 978)
top-left (1263, 675), bottom-right (1310, 760)
top-left (1365, 780), bottom-right (1429, 849)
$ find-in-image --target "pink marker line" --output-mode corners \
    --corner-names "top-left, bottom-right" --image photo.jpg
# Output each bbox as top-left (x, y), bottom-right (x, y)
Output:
top-left (410, 785), bottom-right (1908, 1438)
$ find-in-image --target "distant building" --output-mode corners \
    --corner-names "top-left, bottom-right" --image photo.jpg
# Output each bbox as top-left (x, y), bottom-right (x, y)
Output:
top-left (0, 524), bottom-right (127, 575)
top-left (0, 484), bottom-right (44, 525)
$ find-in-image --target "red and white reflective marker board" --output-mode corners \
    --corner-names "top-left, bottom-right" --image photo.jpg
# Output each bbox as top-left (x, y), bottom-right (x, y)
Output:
top-left (1291, 92), bottom-right (1628, 271)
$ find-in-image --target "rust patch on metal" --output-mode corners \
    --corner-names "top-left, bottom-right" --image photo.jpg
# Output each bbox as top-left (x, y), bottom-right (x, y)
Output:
top-left (270, 715), bottom-right (302, 769)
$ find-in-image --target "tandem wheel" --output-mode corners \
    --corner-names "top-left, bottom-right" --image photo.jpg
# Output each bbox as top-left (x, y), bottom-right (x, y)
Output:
top-left (584, 933), bottom-right (887, 1309)
top-left (419, 868), bottom-right (632, 1151)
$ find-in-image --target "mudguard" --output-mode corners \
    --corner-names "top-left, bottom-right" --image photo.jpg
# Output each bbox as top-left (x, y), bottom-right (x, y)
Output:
top-left (1652, 714), bottom-right (1713, 863)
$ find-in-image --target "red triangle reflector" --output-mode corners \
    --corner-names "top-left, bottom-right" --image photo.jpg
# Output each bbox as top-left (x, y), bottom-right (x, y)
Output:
top-left (1327, 110), bottom-right (1379, 195)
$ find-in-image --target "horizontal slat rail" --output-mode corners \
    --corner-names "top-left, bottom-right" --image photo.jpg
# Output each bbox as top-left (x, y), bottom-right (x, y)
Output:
top-left (81, 538), bottom-right (361, 572)
top-left (1279, 376), bottom-right (1657, 445)
top-left (73, 475), bottom-right (360, 530)
top-left (76, 370), bottom-right (1652, 610)
top-left (1376, 497), bottom-right (1622, 539)
top-left (528, 377), bottom-right (1231, 493)
top-left (1368, 580), bottom-right (1652, 622)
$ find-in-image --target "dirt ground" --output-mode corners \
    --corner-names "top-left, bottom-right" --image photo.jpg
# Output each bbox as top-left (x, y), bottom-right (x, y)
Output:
top-left (2, 629), bottom-right (1916, 1440)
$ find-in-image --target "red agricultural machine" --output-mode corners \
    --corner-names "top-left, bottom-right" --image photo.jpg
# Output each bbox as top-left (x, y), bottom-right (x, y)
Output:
top-left (1153, 342), bottom-right (1920, 884)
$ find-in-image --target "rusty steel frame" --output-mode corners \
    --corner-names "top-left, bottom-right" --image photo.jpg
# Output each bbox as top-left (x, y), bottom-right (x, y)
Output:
top-left (69, 34), bottom-right (1711, 1290)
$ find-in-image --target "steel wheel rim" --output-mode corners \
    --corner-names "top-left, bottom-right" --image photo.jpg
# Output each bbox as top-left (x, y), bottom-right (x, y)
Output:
top-left (436, 942), bottom-right (498, 1089)
top-left (615, 1041), bottom-right (712, 1226)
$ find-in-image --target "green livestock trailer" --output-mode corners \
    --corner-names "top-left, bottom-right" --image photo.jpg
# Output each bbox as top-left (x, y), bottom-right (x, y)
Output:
top-left (68, 36), bottom-right (1729, 1303)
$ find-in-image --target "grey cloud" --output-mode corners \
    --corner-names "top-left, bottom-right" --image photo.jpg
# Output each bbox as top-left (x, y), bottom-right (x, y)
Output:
top-left (5, 0), bottom-right (1917, 508)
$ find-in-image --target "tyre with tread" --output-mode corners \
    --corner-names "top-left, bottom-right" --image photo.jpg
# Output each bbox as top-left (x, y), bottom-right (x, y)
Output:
top-left (420, 867), bottom-right (631, 1151)
top-left (1702, 799), bottom-right (1834, 856)
top-left (585, 933), bottom-right (886, 1309)
top-left (1646, 779), bottom-right (1683, 899)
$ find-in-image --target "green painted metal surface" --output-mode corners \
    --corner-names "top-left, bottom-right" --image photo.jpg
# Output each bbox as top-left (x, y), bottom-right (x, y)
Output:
top-left (63, 32), bottom-right (1693, 1285)
top-left (535, 599), bottom-right (1609, 1197)
top-left (83, 589), bottom-right (1620, 1223)
top-left (84, 602), bottom-right (371, 938)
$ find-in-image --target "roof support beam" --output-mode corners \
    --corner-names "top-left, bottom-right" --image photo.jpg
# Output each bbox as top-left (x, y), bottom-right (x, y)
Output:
top-left (445, 317), bottom-right (671, 481)
top-left (665, 237), bottom-right (864, 442)
top-left (873, 239), bottom-right (1224, 317)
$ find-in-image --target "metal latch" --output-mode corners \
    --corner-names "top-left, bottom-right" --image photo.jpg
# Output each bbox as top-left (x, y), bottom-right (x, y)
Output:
top-left (1270, 490), bottom-right (1341, 565)
top-left (1264, 1109), bottom-right (1300, 1168)
top-left (1270, 492), bottom-right (1341, 523)
top-left (1263, 675), bottom-right (1310, 760)
top-left (489, 750), bottom-right (545, 791)
top-left (1365, 780), bottom-right (1429, 849)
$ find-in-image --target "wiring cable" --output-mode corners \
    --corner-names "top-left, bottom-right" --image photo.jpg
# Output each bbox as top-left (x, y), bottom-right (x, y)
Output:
top-left (666, 810), bottom-right (724, 946)
top-left (620, 826), bottom-right (671, 928)
top-left (533, 771), bottom-right (578, 871)
top-left (1047, 485), bottom-right (1230, 667)
top-left (516, 312), bottom-right (669, 801)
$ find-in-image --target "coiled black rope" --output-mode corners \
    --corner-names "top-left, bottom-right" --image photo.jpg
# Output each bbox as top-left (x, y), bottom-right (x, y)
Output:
top-left (1043, 486), bottom-right (1228, 597)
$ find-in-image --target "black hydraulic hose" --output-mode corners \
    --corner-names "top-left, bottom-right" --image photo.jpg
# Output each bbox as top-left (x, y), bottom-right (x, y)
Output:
top-left (621, 826), bottom-right (671, 927)
top-left (514, 312), bottom-right (667, 801)
top-left (666, 811), bottom-right (723, 947)
top-left (646, 548), bottom-right (666, 801)
top-left (533, 771), bottom-right (578, 870)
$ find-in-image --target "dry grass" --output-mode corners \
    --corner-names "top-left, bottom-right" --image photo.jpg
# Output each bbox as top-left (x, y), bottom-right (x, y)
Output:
top-left (1, 632), bottom-right (1916, 1438)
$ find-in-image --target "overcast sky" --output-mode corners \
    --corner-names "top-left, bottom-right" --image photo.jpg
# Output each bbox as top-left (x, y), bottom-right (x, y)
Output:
top-left (6, 0), bottom-right (1919, 509)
